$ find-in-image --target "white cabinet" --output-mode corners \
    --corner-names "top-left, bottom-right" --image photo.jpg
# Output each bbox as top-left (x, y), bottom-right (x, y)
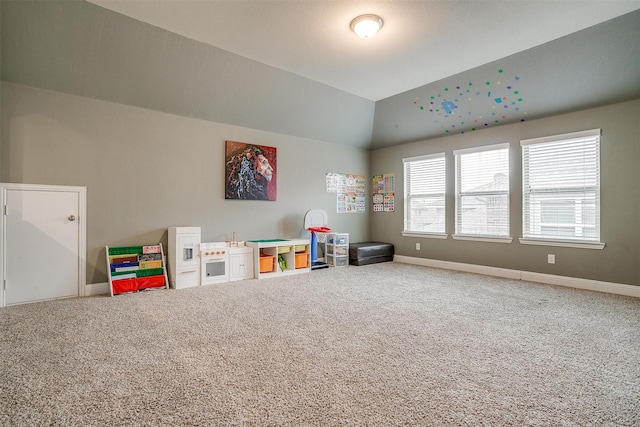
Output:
top-left (229, 246), bottom-right (254, 282)
top-left (325, 233), bottom-right (349, 267)
top-left (246, 239), bottom-right (310, 279)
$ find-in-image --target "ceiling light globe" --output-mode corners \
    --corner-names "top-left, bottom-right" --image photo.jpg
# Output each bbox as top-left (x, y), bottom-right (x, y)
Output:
top-left (350, 14), bottom-right (383, 39)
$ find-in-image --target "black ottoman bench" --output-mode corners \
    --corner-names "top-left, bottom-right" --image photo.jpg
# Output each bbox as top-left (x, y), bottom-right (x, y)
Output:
top-left (349, 242), bottom-right (394, 266)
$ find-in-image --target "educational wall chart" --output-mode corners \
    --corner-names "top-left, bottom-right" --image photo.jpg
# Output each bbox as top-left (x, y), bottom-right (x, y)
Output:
top-left (326, 173), bottom-right (366, 213)
top-left (372, 173), bottom-right (395, 212)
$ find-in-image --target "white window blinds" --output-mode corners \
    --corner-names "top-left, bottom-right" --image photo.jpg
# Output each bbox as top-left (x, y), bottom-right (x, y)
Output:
top-left (403, 153), bottom-right (446, 234)
top-left (521, 129), bottom-right (600, 242)
top-left (454, 143), bottom-right (510, 237)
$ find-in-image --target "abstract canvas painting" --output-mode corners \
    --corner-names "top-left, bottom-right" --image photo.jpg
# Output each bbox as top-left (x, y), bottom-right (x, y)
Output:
top-left (225, 140), bottom-right (277, 201)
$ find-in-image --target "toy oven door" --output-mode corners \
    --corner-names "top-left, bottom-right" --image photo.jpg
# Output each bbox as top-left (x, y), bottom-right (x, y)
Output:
top-left (201, 256), bottom-right (229, 285)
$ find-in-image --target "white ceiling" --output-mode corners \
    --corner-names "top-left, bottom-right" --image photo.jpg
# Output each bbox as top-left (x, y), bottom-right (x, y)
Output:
top-left (88, 0), bottom-right (640, 101)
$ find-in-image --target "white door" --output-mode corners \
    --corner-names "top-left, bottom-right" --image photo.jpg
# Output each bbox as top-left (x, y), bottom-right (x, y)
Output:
top-left (2, 184), bottom-right (86, 306)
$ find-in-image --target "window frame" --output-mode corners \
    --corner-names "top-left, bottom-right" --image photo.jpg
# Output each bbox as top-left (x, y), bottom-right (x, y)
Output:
top-left (402, 152), bottom-right (447, 238)
top-left (452, 143), bottom-right (512, 243)
top-left (519, 129), bottom-right (605, 250)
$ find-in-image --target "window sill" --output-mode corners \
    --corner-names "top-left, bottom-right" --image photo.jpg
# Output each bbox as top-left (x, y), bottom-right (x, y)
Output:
top-left (452, 235), bottom-right (513, 244)
top-left (518, 238), bottom-right (605, 250)
top-left (402, 232), bottom-right (448, 239)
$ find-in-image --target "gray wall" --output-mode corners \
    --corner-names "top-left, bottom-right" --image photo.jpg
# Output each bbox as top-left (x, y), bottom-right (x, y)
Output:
top-left (0, 0), bottom-right (375, 285)
top-left (1, 0), bottom-right (638, 288)
top-left (2, 82), bottom-right (370, 284)
top-left (370, 99), bottom-right (640, 286)
top-left (0, 0), bottom-right (374, 149)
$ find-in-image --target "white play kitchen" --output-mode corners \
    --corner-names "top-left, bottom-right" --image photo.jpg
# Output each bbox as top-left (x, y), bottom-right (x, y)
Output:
top-left (165, 227), bottom-right (312, 290)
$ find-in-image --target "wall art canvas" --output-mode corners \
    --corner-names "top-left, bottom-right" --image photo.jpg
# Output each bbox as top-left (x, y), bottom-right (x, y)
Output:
top-left (225, 140), bottom-right (277, 200)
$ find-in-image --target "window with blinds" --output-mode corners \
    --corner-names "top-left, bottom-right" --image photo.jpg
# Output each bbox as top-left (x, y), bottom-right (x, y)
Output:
top-left (521, 129), bottom-right (600, 243)
top-left (454, 143), bottom-right (510, 238)
top-left (403, 153), bottom-right (446, 235)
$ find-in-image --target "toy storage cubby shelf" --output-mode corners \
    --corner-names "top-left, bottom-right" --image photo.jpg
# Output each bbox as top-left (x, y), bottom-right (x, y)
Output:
top-left (106, 243), bottom-right (169, 296)
top-left (326, 233), bottom-right (349, 267)
top-left (247, 239), bottom-right (311, 279)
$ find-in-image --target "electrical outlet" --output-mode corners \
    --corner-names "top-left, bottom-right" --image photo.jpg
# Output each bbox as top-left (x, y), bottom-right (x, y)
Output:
top-left (548, 254), bottom-right (555, 264)
top-left (416, 243), bottom-right (421, 250)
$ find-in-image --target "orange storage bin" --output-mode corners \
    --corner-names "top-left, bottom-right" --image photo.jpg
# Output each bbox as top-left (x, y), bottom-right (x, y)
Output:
top-left (295, 253), bottom-right (308, 269)
top-left (259, 254), bottom-right (275, 273)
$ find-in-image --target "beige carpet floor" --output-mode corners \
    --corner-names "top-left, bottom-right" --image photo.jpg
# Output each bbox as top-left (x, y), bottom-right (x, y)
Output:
top-left (1, 262), bottom-right (639, 426)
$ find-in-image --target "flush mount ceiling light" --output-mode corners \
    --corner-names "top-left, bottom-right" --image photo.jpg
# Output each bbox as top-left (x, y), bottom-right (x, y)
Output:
top-left (350, 14), bottom-right (383, 39)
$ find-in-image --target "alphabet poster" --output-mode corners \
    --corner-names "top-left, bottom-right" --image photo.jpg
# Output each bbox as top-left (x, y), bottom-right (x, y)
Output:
top-left (326, 173), bottom-right (366, 213)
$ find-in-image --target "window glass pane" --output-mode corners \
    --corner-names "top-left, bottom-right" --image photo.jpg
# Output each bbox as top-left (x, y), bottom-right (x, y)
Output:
top-left (407, 196), bottom-right (445, 233)
top-left (458, 194), bottom-right (509, 236)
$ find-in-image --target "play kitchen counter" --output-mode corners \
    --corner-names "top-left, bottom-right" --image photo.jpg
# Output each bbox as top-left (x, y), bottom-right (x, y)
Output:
top-left (247, 239), bottom-right (311, 279)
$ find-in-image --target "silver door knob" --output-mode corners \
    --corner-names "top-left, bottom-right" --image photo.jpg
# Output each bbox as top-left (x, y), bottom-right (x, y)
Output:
top-left (68, 215), bottom-right (76, 221)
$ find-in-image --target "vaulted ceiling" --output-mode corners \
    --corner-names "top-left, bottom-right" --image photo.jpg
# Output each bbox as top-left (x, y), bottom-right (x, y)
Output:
top-left (88, 1), bottom-right (640, 101)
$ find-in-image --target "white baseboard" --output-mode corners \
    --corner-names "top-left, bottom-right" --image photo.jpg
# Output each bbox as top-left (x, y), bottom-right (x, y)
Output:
top-left (86, 282), bottom-right (110, 296)
top-left (393, 255), bottom-right (640, 298)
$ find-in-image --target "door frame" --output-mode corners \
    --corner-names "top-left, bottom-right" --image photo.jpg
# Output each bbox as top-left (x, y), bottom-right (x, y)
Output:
top-left (0, 183), bottom-right (87, 307)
